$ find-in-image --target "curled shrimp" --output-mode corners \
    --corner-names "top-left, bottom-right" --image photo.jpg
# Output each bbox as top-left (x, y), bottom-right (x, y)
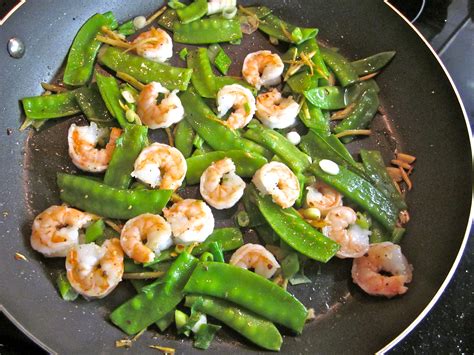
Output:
top-left (305, 181), bottom-right (343, 216)
top-left (137, 82), bottom-right (184, 129)
top-left (252, 161), bottom-right (300, 209)
top-left (131, 143), bottom-right (187, 191)
top-left (242, 50), bottom-right (284, 90)
top-left (131, 27), bottom-right (173, 63)
top-left (68, 123), bottom-right (121, 172)
top-left (120, 213), bottom-right (172, 263)
top-left (230, 243), bottom-right (280, 279)
top-left (217, 84), bottom-right (256, 129)
top-left (322, 207), bottom-right (370, 259)
top-left (200, 158), bottom-right (246, 210)
top-left (30, 205), bottom-right (95, 257)
top-left (163, 199), bottom-right (215, 244)
top-left (66, 238), bottom-right (124, 298)
top-left (256, 89), bottom-right (299, 129)
top-left (352, 242), bottom-right (413, 298)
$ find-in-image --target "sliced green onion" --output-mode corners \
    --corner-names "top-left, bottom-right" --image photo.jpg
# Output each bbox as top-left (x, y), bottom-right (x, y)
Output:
top-left (236, 210), bottom-right (250, 227)
top-left (179, 47), bottom-right (189, 61)
top-left (84, 219), bottom-right (105, 244)
top-left (193, 323), bottom-right (221, 350)
top-left (56, 272), bottom-right (78, 301)
top-left (200, 252), bottom-right (214, 262)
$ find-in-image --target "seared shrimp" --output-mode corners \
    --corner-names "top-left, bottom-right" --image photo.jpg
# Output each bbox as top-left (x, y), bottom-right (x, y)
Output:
top-left (352, 242), bottom-right (413, 297)
top-left (242, 50), bottom-right (284, 90)
top-left (137, 82), bottom-right (184, 129)
top-left (256, 89), bottom-right (299, 129)
top-left (230, 244), bottom-right (280, 279)
top-left (132, 27), bottom-right (173, 63)
top-left (322, 206), bottom-right (370, 258)
top-left (66, 238), bottom-right (124, 298)
top-left (68, 123), bottom-right (121, 172)
top-left (306, 181), bottom-right (343, 216)
top-left (217, 84), bottom-right (256, 129)
top-left (120, 213), bottom-right (172, 263)
top-left (200, 158), bottom-right (246, 209)
top-left (252, 161), bottom-right (300, 209)
top-left (163, 199), bottom-right (215, 244)
top-left (31, 205), bottom-right (95, 257)
top-left (131, 143), bottom-right (187, 191)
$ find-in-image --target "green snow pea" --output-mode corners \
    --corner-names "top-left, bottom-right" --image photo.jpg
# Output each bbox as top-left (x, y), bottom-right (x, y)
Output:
top-left (208, 44), bottom-right (232, 75)
top-left (320, 47), bottom-right (358, 87)
top-left (304, 86), bottom-right (346, 110)
top-left (57, 173), bottom-right (172, 219)
top-left (187, 48), bottom-right (217, 98)
top-left (242, 186), bottom-right (267, 228)
top-left (299, 100), bottom-right (330, 135)
top-left (84, 219), bottom-right (105, 244)
top-left (174, 18), bottom-right (242, 44)
top-left (193, 323), bottom-right (221, 350)
top-left (63, 12), bottom-right (118, 86)
top-left (287, 71), bottom-right (318, 94)
top-left (175, 120), bottom-right (195, 158)
top-left (185, 150), bottom-right (267, 185)
top-left (56, 272), bottom-right (78, 301)
top-left (297, 38), bottom-right (330, 78)
top-left (74, 83), bottom-right (114, 126)
top-left (117, 20), bottom-right (136, 36)
top-left (157, 8), bottom-right (179, 30)
top-left (344, 79), bottom-right (380, 103)
top-left (98, 46), bottom-right (192, 91)
top-left (351, 51), bottom-right (396, 76)
top-left (95, 72), bottom-right (128, 128)
top-left (185, 295), bottom-right (282, 351)
top-left (176, 0), bottom-right (207, 24)
top-left (21, 91), bottom-right (81, 120)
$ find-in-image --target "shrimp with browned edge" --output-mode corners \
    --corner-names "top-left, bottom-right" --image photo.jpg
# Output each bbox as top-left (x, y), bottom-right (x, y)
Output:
top-left (230, 243), bottom-right (280, 279)
top-left (305, 181), bottom-right (343, 216)
top-left (131, 27), bottom-right (173, 63)
top-left (217, 84), bottom-right (256, 129)
top-left (256, 89), bottom-right (299, 129)
top-left (242, 50), bottom-right (284, 90)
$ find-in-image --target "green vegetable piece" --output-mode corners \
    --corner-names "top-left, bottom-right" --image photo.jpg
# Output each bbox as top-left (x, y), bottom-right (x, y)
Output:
top-left (175, 120), bottom-right (195, 158)
top-left (175, 309), bottom-right (189, 331)
top-left (21, 91), bottom-right (81, 120)
top-left (74, 84), bottom-right (115, 126)
top-left (110, 252), bottom-right (198, 335)
top-left (299, 100), bottom-right (330, 135)
top-left (176, 0), bottom-right (207, 24)
top-left (235, 210), bottom-right (250, 228)
top-left (84, 219), bottom-right (105, 244)
top-left (185, 150), bottom-right (267, 185)
top-left (158, 9), bottom-right (179, 30)
top-left (289, 272), bottom-right (312, 286)
top-left (200, 252), bottom-right (214, 262)
top-left (320, 47), bottom-right (358, 87)
top-left (57, 173), bottom-right (172, 219)
top-left (344, 79), bottom-right (380, 103)
top-left (173, 18), bottom-right (242, 44)
top-left (304, 86), bottom-right (346, 110)
top-left (211, 45), bottom-right (232, 75)
top-left (207, 242), bottom-right (224, 262)
top-left (184, 262), bottom-right (308, 333)
top-left (355, 212), bottom-right (371, 230)
top-left (185, 295), bottom-right (282, 351)
top-left (104, 125), bottom-right (148, 189)
top-left (156, 310), bottom-right (175, 332)
top-left (95, 72), bottom-right (129, 128)
top-left (297, 38), bottom-right (330, 78)
top-left (193, 323), bottom-right (221, 350)
top-left (256, 12), bottom-right (318, 44)
top-left (63, 12), bottom-right (118, 86)
top-left (242, 186), bottom-right (267, 228)
top-left (351, 51), bottom-right (396, 76)
top-left (214, 76), bottom-right (257, 95)
top-left (179, 47), bottom-right (189, 60)
top-left (239, 6), bottom-right (272, 19)
top-left (256, 224), bottom-right (280, 245)
top-left (98, 46), bottom-right (192, 91)
top-left (287, 71), bottom-right (318, 94)
top-left (56, 272), bottom-right (78, 301)
top-left (281, 253), bottom-right (299, 279)
top-left (117, 20), bottom-right (136, 36)
top-left (391, 227), bottom-right (406, 244)
top-left (168, 0), bottom-right (186, 10)
top-left (187, 48), bottom-right (217, 98)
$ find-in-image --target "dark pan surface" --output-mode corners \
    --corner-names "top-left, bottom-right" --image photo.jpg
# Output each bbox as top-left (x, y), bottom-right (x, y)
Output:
top-left (0, 0), bottom-right (472, 353)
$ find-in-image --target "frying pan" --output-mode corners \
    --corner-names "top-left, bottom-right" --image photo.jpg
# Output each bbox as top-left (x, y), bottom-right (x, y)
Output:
top-left (0, 0), bottom-right (472, 353)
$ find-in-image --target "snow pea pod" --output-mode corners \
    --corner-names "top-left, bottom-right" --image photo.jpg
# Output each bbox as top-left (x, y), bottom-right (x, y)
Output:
top-left (185, 295), bottom-right (282, 351)
top-left (187, 48), bottom-right (216, 98)
top-left (74, 83), bottom-right (115, 126)
top-left (344, 79), bottom-right (380, 103)
top-left (157, 8), bottom-right (178, 30)
top-left (320, 47), bottom-right (358, 87)
top-left (297, 38), bottom-right (330, 78)
top-left (175, 120), bottom-right (195, 158)
top-left (299, 100), bottom-right (330, 135)
top-left (309, 159), bottom-right (399, 231)
top-left (351, 51), bottom-right (396, 76)
top-left (21, 91), bottom-right (81, 120)
top-left (104, 125), bottom-right (148, 189)
top-left (95, 72), bottom-right (129, 128)
top-left (63, 12), bottom-right (118, 86)
top-left (117, 20), bottom-right (136, 36)
top-left (111, 252), bottom-right (198, 335)
top-left (304, 86), bottom-right (346, 110)
top-left (98, 46), bottom-right (192, 91)
top-left (57, 173), bottom-right (172, 219)
top-left (184, 261), bottom-right (308, 333)
top-left (176, 0), bottom-right (207, 24)
top-left (185, 150), bottom-right (267, 185)
top-left (214, 76), bottom-right (256, 95)
top-left (173, 18), bottom-right (242, 44)
top-left (287, 71), bottom-right (318, 94)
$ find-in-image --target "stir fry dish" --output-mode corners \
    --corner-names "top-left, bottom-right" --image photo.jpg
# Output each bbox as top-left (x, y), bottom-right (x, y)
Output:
top-left (21, 1), bottom-right (417, 351)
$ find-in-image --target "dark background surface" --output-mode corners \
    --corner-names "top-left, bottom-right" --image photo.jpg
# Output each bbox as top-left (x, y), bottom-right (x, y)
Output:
top-left (0, 0), bottom-right (472, 353)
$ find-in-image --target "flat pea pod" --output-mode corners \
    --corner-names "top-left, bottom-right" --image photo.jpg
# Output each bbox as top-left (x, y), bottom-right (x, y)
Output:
top-left (185, 150), bottom-right (267, 185)
top-left (57, 173), bottom-right (172, 219)
top-left (185, 295), bottom-right (282, 351)
top-left (173, 18), bottom-right (242, 44)
top-left (98, 46), bottom-right (192, 91)
top-left (104, 125), bottom-right (148, 189)
top-left (117, 20), bottom-right (136, 36)
top-left (320, 47), bottom-right (358, 87)
top-left (63, 12), bottom-right (118, 86)
top-left (157, 8), bottom-right (178, 31)
top-left (95, 72), bottom-right (129, 128)
top-left (21, 91), bottom-right (81, 120)
top-left (255, 12), bottom-right (318, 44)
top-left (344, 79), bottom-right (380, 103)
top-left (308, 159), bottom-right (399, 231)
top-left (187, 48), bottom-right (216, 98)
top-left (214, 76), bottom-right (257, 95)
top-left (304, 86), bottom-right (346, 110)
top-left (297, 38), bottom-right (330, 78)
top-left (84, 219), bottom-right (105, 244)
top-left (242, 186), bottom-right (267, 228)
top-left (74, 83), bottom-right (115, 126)
top-left (184, 262), bottom-right (308, 333)
top-left (174, 120), bottom-right (195, 158)
top-left (253, 187), bottom-right (340, 262)
top-left (176, 0), bottom-right (207, 24)
top-left (299, 100), bottom-right (330, 135)
top-left (110, 252), bottom-right (198, 335)
top-left (287, 71), bottom-right (318, 94)
top-left (334, 89), bottom-right (379, 143)
top-left (351, 51), bottom-right (396, 76)
top-left (240, 6), bottom-right (272, 19)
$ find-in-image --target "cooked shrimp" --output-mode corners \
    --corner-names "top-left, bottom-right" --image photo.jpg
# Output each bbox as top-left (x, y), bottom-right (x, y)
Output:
top-left (256, 89), bottom-right (299, 129)
top-left (163, 199), bottom-right (215, 244)
top-left (217, 84), bottom-right (256, 129)
top-left (131, 143), bottom-right (187, 191)
top-left (120, 214), bottom-right (172, 263)
top-left (242, 50), bottom-right (284, 90)
top-left (322, 206), bottom-right (370, 258)
top-left (306, 181), bottom-right (343, 216)
top-left (137, 82), bottom-right (184, 129)
top-left (200, 158), bottom-right (246, 209)
top-left (68, 123), bottom-right (121, 172)
top-left (230, 243), bottom-right (280, 279)
top-left (131, 27), bottom-right (173, 63)
top-left (352, 242), bottom-right (413, 297)
top-left (252, 161), bottom-right (300, 209)
top-left (66, 238), bottom-right (124, 298)
top-left (31, 205), bottom-right (95, 257)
